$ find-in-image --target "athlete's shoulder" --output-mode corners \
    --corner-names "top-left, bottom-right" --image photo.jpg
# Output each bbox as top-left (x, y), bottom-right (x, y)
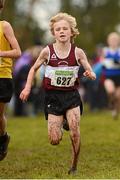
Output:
top-left (74, 46), bottom-right (88, 62)
top-left (42, 45), bottom-right (49, 53)
top-left (115, 47), bottom-right (120, 53)
top-left (2, 21), bottom-right (12, 28)
top-left (118, 48), bottom-right (120, 53)
top-left (1, 21), bottom-right (14, 34)
top-left (46, 43), bottom-right (54, 52)
top-left (40, 45), bottom-right (49, 58)
top-left (75, 46), bottom-right (86, 55)
top-left (0, 21), bottom-right (9, 31)
top-left (103, 46), bottom-right (109, 50)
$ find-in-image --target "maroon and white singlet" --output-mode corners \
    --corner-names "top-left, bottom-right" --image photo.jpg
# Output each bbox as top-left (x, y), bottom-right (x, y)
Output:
top-left (43, 44), bottom-right (80, 90)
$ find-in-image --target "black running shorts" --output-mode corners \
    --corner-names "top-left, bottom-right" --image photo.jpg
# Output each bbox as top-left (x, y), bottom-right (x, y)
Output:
top-left (0, 78), bottom-right (14, 103)
top-left (44, 89), bottom-right (83, 120)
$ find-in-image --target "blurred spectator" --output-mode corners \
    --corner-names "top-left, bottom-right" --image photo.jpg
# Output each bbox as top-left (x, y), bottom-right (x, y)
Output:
top-left (101, 32), bottom-right (120, 119)
top-left (92, 44), bottom-right (104, 64)
top-left (13, 45), bottom-right (44, 116)
top-left (81, 45), bottom-right (108, 111)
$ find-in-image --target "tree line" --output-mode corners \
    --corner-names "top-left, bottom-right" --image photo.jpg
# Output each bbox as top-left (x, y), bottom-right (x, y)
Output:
top-left (1, 0), bottom-right (120, 56)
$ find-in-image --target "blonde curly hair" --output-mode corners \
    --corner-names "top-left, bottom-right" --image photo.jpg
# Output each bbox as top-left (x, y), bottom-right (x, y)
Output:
top-left (50, 12), bottom-right (79, 42)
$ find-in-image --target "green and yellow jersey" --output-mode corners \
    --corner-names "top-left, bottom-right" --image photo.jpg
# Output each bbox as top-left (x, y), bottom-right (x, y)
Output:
top-left (0, 21), bottom-right (13, 78)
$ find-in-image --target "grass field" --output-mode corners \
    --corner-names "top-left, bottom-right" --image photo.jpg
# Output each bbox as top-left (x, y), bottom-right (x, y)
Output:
top-left (0, 109), bottom-right (120, 179)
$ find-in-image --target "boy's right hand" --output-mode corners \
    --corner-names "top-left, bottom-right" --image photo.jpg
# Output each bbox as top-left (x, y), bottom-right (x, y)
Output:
top-left (19, 88), bottom-right (30, 102)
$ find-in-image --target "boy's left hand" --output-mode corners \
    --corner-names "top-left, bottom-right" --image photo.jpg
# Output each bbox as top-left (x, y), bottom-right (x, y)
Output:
top-left (83, 70), bottom-right (96, 80)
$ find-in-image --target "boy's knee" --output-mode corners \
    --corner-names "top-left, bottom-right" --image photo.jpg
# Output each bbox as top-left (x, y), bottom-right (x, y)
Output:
top-left (50, 139), bottom-right (60, 145)
top-left (72, 131), bottom-right (79, 138)
top-left (49, 136), bottom-right (60, 145)
top-left (48, 131), bottom-right (62, 145)
top-left (70, 128), bottom-right (80, 141)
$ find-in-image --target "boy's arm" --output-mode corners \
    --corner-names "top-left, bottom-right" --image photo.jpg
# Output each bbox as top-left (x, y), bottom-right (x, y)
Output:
top-left (76, 48), bottom-right (96, 80)
top-left (20, 47), bottom-right (48, 102)
top-left (0, 21), bottom-right (21, 58)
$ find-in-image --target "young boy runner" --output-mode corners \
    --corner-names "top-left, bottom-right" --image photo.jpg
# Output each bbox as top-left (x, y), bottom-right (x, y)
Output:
top-left (0, 0), bottom-right (21, 161)
top-left (20, 12), bottom-right (96, 174)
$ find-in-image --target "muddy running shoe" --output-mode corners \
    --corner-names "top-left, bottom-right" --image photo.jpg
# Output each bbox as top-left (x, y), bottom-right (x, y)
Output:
top-left (0, 133), bottom-right (10, 161)
top-left (63, 119), bottom-right (69, 131)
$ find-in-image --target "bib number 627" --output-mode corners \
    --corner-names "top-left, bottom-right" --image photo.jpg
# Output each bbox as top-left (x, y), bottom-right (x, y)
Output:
top-left (56, 76), bottom-right (72, 86)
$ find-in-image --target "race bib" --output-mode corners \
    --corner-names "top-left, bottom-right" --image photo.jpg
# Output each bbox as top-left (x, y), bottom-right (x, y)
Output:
top-left (51, 70), bottom-right (76, 87)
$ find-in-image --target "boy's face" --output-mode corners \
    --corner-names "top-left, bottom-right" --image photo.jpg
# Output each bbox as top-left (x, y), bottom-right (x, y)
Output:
top-left (53, 20), bottom-right (73, 43)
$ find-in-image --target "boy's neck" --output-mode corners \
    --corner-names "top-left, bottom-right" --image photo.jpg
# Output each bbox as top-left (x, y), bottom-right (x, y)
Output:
top-left (54, 41), bottom-right (71, 50)
top-left (53, 42), bottom-right (71, 59)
